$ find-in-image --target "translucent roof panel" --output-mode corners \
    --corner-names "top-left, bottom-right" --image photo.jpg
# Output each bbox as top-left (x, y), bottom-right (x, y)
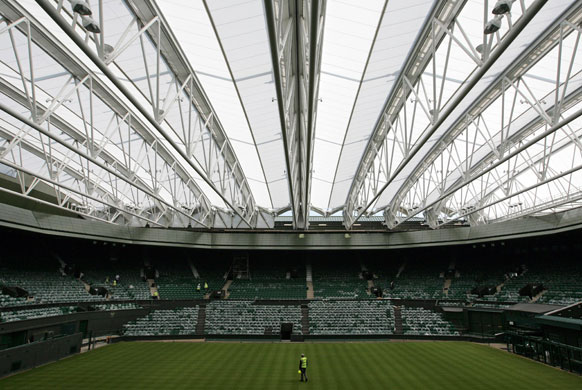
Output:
top-left (2, 0), bottom-right (582, 230)
top-left (156, 0), bottom-right (272, 208)
top-left (375, 0), bottom-right (577, 210)
top-left (311, 0), bottom-right (385, 211)
top-left (204, 0), bottom-right (289, 210)
top-left (326, 0), bottom-right (436, 210)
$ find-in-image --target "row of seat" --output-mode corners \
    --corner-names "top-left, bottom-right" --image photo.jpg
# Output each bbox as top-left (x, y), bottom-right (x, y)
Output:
top-left (205, 301), bottom-right (302, 335)
top-left (122, 307), bottom-right (198, 336)
top-left (1, 269), bottom-right (101, 305)
top-left (0, 306), bottom-right (77, 323)
top-left (91, 303), bottom-right (141, 311)
top-left (401, 306), bottom-right (459, 336)
top-left (308, 300), bottom-right (394, 335)
top-left (228, 279), bottom-right (306, 300)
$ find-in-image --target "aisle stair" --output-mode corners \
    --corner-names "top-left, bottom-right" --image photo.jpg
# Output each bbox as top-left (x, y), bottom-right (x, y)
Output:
top-left (393, 306), bottom-right (403, 335)
top-left (220, 280), bottom-right (233, 298)
top-left (530, 289), bottom-right (548, 303)
top-left (306, 264), bottom-right (313, 282)
top-left (196, 305), bottom-right (206, 335)
top-left (187, 259), bottom-right (200, 279)
top-left (367, 280), bottom-right (374, 296)
top-left (301, 305), bottom-right (310, 335)
top-left (396, 261), bottom-right (407, 278)
top-left (306, 263), bottom-right (314, 299)
top-left (306, 281), bottom-right (314, 299)
top-left (443, 279), bottom-right (452, 297)
top-left (147, 278), bottom-right (158, 298)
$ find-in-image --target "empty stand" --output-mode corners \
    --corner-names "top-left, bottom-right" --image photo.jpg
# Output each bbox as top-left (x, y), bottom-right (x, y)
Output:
top-left (308, 300), bottom-right (394, 335)
top-left (401, 307), bottom-right (459, 336)
top-left (122, 307), bottom-right (199, 336)
top-left (205, 301), bottom-right (302, 335)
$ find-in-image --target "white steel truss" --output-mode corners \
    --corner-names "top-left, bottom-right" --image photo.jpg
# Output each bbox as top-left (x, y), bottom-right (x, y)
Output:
top-left (0, 0), bottom-right (581, 232)
top-left (35, 0), bottom-right (261, 228)
top-left (264, 0), bottom-right (326, 229)
top-left (0, 12), bottom-right (214, 227)
top-left (343, 0), bottom-right (582, 229)
top-left (385, 3), bottom-right (582, 229)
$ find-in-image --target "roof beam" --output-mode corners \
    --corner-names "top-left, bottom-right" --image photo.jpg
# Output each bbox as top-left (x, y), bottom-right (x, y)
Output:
top-left (35, 0), bottom-right (256, 228)
top-left (342, 0), bottom-right (466, 228)
top-left (344, 0), bottom-right (549, 229)
top-left (264, 0), bottom-right (326, 229)
top-left (385, 4), bottom-right (582, 228)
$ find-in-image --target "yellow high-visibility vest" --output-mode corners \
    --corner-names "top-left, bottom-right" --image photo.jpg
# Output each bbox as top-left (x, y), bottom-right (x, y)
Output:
top-left (300, 357), bottom-right (307, 368)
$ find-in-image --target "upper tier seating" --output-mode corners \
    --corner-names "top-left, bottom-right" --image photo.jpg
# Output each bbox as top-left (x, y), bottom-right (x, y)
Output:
top-left (378, 260), bottom-right (446, 300)
top-left (308, 300), bottom-right (394, 335)
top-left (312, 259), bottom-right (368, 299)
top-left (227, 279), bottom-right (306, 299)
top-left (401, 306), bottom-right (459, 336)
top-left (447, 263), bottom-right (504, 300)
top-left (205, 301), bottom-right (302, 335)
top-left (91, 303), bottom-right (141, 311)
top-left (0, 293), bottom-right (28, 307)
top-left (535, 265), bottom-right (582, 305)
top-left (122, 307), bottom-right (198, 336)
top-left (228, 261), bottom-right (306, 299)
top-left (81, 261), bottom-right (151, 301)
top-left (0, 268), bottom-right (101, 305)
top-left (156, 259), bottom-right (226, 300)
top-left (0, 306), bottom-right (77, 323)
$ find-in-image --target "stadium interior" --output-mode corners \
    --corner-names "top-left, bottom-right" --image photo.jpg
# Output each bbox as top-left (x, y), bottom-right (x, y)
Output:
top-left (0, 0), bottom-right (581, 387)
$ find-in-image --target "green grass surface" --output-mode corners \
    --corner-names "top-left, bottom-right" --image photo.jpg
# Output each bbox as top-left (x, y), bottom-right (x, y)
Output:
top-left (1, 341), bottom-right (581, 389)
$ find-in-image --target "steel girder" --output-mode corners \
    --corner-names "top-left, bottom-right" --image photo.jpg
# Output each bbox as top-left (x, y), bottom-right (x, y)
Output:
top-left (264, 0), bottom-right (326, 229)
top-left (0, 13), bottom-right (215, 227)
top-left (385, 4), bottom-right (582, 229)
top-left (36, 0), bottom-right (259, 228)
top-left (343, 0), bottom-right (550, 229)
top-left (342, 0), bottom-right (467, 229)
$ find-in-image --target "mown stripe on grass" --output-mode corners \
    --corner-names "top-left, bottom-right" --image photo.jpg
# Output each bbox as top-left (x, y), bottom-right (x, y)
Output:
top-left (1, 341), bottom-right (581, 390)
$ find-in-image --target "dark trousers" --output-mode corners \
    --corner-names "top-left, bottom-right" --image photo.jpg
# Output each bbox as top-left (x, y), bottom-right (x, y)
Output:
top-left (300, 368), bottom-right (308, 381)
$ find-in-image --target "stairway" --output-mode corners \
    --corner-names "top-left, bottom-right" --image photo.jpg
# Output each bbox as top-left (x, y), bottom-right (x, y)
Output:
top-left (218, 280), bottom-right (233, 299)
top-left (396, 261), bottom-right (407, 278)
top-left (196, 305), bottom-right (206, 335)
top-left (393, 306), bottom-right (403, 335)
top-left (443, 278), bottom-right (452, 297)
top-left (147, 278), bottom-right (158, 298)
top-left (306, 281), bottom-right (314, 299)
top-left (301, 305), bottom-right (310, 335)
top-left (530, 289), bottom-right (548, 303)
top-left (367, 280), bottom-right (375, 296)
top-left (187, 259), bottom-right (200, 279)
top-left (306, 263), bottom-right (314, 299)
top-left (306, 263), bottom-right (313, 282)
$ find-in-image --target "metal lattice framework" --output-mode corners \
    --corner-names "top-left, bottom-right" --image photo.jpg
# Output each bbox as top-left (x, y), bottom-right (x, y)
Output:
top-left (264, 0), bottom-right (326, 229)
top-left (38, 0), bottom-right (263, 228)
top-left (0, 7), bottom-right (213, 227)
top-left (0, 0), bottom-right (581, 232)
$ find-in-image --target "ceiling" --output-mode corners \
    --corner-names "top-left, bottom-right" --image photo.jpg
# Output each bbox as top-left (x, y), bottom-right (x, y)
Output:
top-left (0, 0), bottom-right (581, 230)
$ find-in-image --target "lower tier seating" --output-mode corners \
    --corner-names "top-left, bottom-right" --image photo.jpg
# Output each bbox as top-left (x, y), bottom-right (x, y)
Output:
top-left (401, 306), bottom-right (459, 336)
top-left (308, 300), bottom-right (394, 335)
top-left (205, 301), bottom-right (302, 335)
top-left (122, 307), bottom-right (198, 336)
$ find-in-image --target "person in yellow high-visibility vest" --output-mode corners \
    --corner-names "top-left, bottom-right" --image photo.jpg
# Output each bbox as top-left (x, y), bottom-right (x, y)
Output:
top-left (298, 353), bottom-right (308, 382)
